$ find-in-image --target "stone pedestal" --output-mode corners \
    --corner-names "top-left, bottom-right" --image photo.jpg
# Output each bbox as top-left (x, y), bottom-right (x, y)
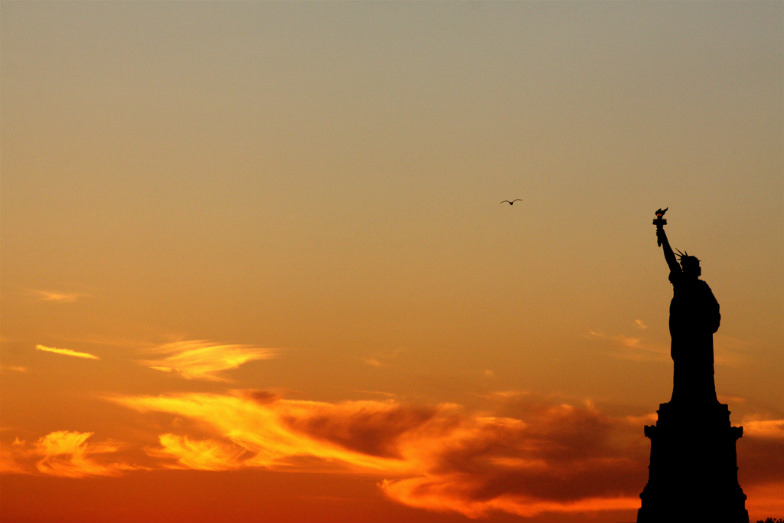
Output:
top-left (637, 401), bottom-right (748, 522)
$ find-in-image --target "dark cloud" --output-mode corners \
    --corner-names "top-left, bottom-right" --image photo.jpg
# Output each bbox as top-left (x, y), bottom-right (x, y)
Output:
top-left (282, 401), bottom-right (438, 458)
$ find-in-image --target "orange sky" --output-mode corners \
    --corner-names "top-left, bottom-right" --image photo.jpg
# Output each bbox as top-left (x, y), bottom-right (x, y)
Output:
top-left (2, 2), bottom-right (783, 522)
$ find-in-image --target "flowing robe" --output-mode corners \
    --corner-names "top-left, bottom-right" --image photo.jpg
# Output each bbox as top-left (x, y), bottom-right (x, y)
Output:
top-left (668, 270), bottom-right (720, 404)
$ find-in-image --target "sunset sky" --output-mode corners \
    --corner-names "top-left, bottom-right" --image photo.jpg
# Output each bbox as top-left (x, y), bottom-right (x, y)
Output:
top-left (1, 2), bottom-right (782, 522)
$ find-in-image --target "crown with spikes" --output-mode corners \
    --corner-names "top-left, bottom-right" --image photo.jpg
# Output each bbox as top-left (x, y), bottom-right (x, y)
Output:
top-left (675, 249), bottom-right (700, 266)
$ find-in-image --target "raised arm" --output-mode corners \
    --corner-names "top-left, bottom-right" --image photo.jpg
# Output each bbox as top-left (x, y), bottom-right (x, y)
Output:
top-left (657, 227), bottom-right (680, 274)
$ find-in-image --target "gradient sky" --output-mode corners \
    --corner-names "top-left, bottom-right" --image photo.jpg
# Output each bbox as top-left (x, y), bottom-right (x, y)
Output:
top-left (1, 2), bottom-right (782, 522)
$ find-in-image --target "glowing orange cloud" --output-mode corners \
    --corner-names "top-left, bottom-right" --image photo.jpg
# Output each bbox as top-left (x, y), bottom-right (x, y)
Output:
top-left (112, 391), bottom-right (649, 518)
top-left (742, 418), bottom-right (784, 439)
top-left (151, 434), bottom-right (249, 470)
top-left (381, 476), bottom-right (639, 518)
top-left (138, 340), bottom-right (275, 381)
top-left (3, 391), bottom-right (782, 521)
top-left (35, 344), bottom-right (100, 360)
top-left (114, 392), bottom-right (418, 473)
top-left (0, 432), bottom-right (140, 477)
top-left (32, 431), bottom-right (133, 478)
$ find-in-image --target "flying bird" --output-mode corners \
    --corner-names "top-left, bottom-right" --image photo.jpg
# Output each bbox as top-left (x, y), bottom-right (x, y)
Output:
top-left (500, 199), bottom-right (523, 205)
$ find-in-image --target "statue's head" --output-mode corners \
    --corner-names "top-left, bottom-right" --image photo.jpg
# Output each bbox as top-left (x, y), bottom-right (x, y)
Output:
top-left (677, 250), bottom-right (701, 278)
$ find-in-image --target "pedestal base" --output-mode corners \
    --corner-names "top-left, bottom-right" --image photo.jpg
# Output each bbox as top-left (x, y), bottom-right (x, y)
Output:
top-left (637, 401), bottom-right (748, 523)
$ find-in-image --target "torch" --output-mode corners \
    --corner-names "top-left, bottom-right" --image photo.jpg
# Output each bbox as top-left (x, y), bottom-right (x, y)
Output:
top-left (653, 207), bottom-right (668, 246)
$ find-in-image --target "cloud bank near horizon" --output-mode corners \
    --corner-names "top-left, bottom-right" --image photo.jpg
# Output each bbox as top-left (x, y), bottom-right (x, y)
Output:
top-left (2, 391), bottom-right (782, 519)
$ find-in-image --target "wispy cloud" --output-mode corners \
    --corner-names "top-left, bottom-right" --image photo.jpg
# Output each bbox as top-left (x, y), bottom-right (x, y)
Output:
top-left (150, 434), bottom-right (250, 471)
top-left (0, 365), bottom-right (27, 373)
top-left (1, 431), bottom-right (145, 477)
top-left (0, 431), bottom-right (136, 477)
top-left (738, 416), bottom-right (784, 487)
top-left (362, 357), bottom-right (384, 368)
top-left (742, 418), bottom-right (784, 439)
top-left (34, 431), bottom-right (127, 477)
top-left (361, 347), bottom-right (407, 368)
top-left (35, 344), bottom-right (100, 360)
top-left (589, 327), bottom-right (756, 368)
top-left (27, 289), bottom-right (90, 303)
top-left (587, 329), bottom-right (668, 362)
top-left (139, 340), bottom-right (276, 381)
top-left (381, 478), bottom-right (640, 518)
